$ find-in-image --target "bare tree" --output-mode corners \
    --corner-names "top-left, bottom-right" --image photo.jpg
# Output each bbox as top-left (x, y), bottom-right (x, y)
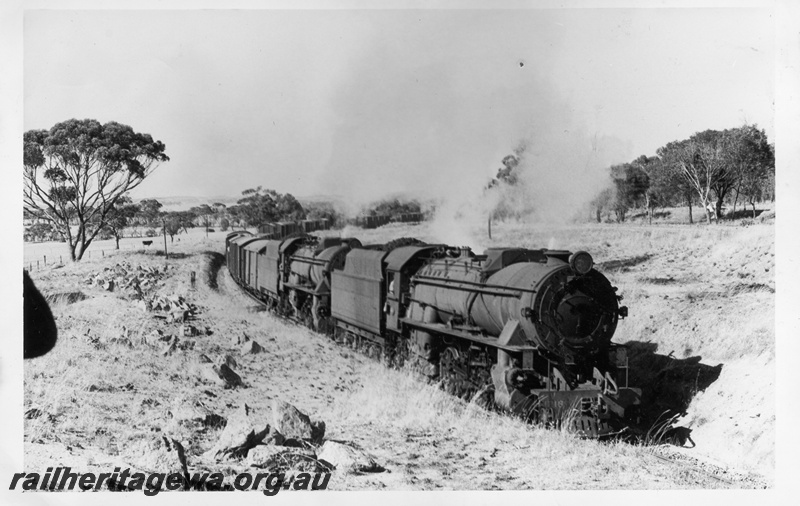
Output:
top-left (658, 137), bottom-right (725, 224)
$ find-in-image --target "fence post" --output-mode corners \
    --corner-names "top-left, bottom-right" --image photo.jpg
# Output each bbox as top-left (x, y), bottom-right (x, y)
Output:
top-left (162, 219), bottom-right (168, 259)
top-left (37, 260), bottom-right (39, 269)
top-left (44, 255), bottom-right (46, 265)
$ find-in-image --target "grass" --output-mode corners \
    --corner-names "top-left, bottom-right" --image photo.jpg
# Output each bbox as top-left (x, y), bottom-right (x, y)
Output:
top-left (325, 361), bottom-right (732, 489)
top-left (23, 216), bottom-right (775, 488)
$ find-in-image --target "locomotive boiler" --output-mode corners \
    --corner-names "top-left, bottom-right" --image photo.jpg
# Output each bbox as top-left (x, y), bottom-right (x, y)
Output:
top-left (285, 236), bottom-right (361, 331)
top-left (402, 247), bottom-right (640, 435)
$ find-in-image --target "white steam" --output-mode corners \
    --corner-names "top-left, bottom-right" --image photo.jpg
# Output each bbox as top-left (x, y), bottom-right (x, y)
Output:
top-left (314, 12), bottom-right (631, 245)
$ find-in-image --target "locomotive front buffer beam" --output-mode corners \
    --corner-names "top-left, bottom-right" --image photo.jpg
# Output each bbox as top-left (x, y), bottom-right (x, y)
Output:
top-left (492, 319), bottom-right (641, 436)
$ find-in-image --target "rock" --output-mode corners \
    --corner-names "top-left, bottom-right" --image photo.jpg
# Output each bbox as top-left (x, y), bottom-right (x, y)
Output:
top-left (264, 430), bottom-right (286, 446)
top-left (204, 404), bottom-right (271, 460)
top-left (171, 310), bottom-right (189, 323)
top-left (201, 365), bottom-right (225, 386)
top-left (140, 330), bottom-right (157, 346)
top-left (178, 339), bottom-right (195, 351)
top-left (198, 353), bottom-right (213, 363)
top-left (231, 332), bottom-right (250, 347)
top-left (220, 355), bottom-right (238, 370)
top-left (317, 441), bottom-right (383, 473)
top-left (200, 363), bottom-right (241, 389)
top-left (180, 324), bottom-right (197, 337)
top-left (241, 340), bottom-right (263, 355)
top-left (281, 437), bottom-right (307, 448)
top-left (217, 364), bottom-right (242, 389)
top-left (162, 337), bottom-right (179, 356)
top-left (108, 336), bottom-right (134, 348)
top-left (246, 446), bottom-right (319, 471)
top-left (271, 401), bottom-right (325, 443)
top-left (200, 413), bottom-right (226, 429)
top-left (129, 436), bottom-right (189, 478)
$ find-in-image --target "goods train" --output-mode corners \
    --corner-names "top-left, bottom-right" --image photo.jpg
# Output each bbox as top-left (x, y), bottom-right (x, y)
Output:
top-left (347, 212), bottom-right (424, 229)
top-left (257, 219), bottom-right (330, 237)
top-left (253, 213), bottom-right (423, 236)
top-left (225, 230), bottom-right (641, 436)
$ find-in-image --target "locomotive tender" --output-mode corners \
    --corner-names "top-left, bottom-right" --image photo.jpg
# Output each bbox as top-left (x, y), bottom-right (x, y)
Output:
top-left (226, 230), bottom-right (641, 436)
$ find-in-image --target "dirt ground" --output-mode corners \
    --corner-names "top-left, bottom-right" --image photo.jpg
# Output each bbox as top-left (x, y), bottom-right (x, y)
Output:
top-left (21, 217), bottom-right (774, 491)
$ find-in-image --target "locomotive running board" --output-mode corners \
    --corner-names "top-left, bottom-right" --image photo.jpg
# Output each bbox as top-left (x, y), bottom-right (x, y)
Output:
top-left (282, 281), bottom-right (331, 296)
top-left (399, 318), bottom-right (537, 354)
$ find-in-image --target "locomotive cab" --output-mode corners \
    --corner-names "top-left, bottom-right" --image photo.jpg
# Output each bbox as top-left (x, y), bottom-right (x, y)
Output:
top-left (383, 245), bottom-right (446, 332)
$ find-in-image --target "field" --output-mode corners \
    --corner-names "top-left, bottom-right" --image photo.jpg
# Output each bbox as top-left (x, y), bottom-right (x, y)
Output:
top-left (22, 211), bottom-right (775, 491)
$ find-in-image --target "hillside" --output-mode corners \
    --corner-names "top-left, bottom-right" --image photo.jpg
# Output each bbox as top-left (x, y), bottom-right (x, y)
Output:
top-left (23, 218), bottom-right (774, 491)
top-left (131, 196), bottom-right (241, 212)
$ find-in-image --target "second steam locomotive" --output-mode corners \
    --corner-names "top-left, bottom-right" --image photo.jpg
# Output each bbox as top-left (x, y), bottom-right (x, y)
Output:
top-left (226, 230), bottom-right (640, 436)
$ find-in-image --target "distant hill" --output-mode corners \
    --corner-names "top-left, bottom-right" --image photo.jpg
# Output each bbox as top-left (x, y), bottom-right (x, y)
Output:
top-left (133, 194), bottom-right (350, 212)
top-left (134, 193), bottom-right (427, 213)
top-left (132, 196), bottom-right (240, 212)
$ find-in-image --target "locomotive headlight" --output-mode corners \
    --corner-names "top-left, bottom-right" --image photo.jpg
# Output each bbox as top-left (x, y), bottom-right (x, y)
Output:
top-left (569, 251), bottom-right (593, 275)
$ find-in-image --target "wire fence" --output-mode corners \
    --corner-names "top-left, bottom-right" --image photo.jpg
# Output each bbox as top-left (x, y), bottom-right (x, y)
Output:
top-left (23, 240), bottom-right (165, 272)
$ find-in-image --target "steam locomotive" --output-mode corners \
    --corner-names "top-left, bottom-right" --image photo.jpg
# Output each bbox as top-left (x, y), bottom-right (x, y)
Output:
top-left (226, 230), bottom-right (640, 436)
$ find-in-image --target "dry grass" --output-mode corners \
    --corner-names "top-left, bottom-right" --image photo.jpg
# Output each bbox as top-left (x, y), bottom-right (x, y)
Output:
top-left (23, 216), bottom-right (775, 488)
top-left (323, 361), bottom-right (733, 489)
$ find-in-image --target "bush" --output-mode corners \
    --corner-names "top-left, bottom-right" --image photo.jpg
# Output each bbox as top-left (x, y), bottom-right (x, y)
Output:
top-left (145, 228), bottom-right (157, 237)
top-left (220, 218), bottom-right (230, 231)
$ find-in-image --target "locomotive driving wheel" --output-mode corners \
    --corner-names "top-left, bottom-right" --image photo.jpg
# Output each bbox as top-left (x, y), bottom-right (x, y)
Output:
top-left (316, 316), bottom-right (333, 336)
top-left (365, 341), bottom-right (382, 361)
top-left (299, 298), bottom-right (314, 330)
top-left (384, 332), bottom-right (408, 368)
top-left (439, 347), bottom-right (463, 397)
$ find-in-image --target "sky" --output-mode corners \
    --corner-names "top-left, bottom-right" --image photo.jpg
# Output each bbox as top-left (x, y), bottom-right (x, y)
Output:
top-left (21, 4), bottom-right (776, 206)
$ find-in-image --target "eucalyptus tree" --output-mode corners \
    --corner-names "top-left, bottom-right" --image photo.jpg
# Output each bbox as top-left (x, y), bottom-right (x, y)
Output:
top-left (658, 135), bottom-right (724, 224)
top-left (101, 195), bottom-right (140, 249)
top-left (24, 119), bottom-right (168, 260)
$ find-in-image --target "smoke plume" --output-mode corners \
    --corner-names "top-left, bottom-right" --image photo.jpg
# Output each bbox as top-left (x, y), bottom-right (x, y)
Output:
top-left (316, 12), bottom-right (631, 248)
